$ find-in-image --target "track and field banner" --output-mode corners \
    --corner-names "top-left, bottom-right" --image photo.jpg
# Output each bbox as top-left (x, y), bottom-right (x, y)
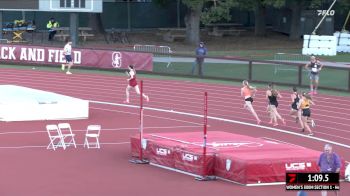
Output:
top-left (0, 44), bottom-right (153, 71)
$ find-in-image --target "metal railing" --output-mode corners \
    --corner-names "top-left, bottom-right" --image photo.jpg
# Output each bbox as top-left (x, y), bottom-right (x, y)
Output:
top-left (150, 52), bottom-right (350, 92)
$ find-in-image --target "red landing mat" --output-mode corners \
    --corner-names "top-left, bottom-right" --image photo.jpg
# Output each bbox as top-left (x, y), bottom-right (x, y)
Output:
top-left (130, 131), bottom-right (346, 185)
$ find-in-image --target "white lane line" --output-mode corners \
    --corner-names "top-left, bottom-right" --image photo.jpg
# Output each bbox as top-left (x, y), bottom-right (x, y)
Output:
top-left (90, 100), bottom-right (350, 149)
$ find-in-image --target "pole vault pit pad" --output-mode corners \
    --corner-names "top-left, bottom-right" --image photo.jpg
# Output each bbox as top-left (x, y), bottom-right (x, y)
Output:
top-left (215, 145), bottom-right (322, 184)
top-left (0, 85), bottom-right (89, 121)
top-left (130, 131), bottom-right (346, 184)
top-left (131, 132), bottom-right (216, 176)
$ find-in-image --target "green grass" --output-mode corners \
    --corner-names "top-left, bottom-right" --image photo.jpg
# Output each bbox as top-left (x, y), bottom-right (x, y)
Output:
top-left (154, 61), bottom-right (349, 91)
top-left (1, 63), bottom-right (350, 96)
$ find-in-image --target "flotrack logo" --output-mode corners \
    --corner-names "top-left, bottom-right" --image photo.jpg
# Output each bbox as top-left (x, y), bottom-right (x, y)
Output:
top-left (285, 162), bottom-right (312, 171)
top-left (182, 153), bottom-right (198, 162)
top-left (156, 148), bottom-right (170, 156)
top-left (112, 52), bottom-right (122, 68)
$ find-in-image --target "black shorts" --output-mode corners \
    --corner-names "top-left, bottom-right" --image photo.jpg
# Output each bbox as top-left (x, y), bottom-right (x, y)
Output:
top-left (302, 108), bottom-right (311, 117)
top-left (65, 55), bottom-right (72, 63)
top-left (291, 103), bottom-right (298, 110)
top-left (245, 97), bottom-right (253, 103)
top-left (269, 102), bottom-right (278, 108)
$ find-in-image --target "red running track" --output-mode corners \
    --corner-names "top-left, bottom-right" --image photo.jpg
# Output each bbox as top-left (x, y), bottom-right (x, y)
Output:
top-left (0, 67), bottom-right (349, 196)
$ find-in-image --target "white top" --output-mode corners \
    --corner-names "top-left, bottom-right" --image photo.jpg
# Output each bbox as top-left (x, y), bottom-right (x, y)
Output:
top-left (63, 44), bottom-right (72, 55)
top-left (129, 70), bottom-right (135, 78)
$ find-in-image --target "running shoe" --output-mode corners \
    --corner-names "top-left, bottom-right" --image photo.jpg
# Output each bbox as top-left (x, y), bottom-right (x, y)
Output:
top-left (308, 133), bottom-right (314, 136)
top-left (301, 128), bottom-right (305, 132)
top-left (66, 71), bottom-right (72, 75)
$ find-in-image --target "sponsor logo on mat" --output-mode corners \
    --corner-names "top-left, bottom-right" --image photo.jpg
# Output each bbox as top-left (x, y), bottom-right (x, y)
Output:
top-left (156, 148), bottom-right (170, 156)
top-left (285, 162), bottom-right (312, 171)
top-left (182, 153), bottom-right (198, 162)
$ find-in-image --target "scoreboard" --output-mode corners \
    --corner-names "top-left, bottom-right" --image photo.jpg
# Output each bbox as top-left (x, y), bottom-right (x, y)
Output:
top-left (0, 0), bottom-right (102, 13)
top-left (0, 0), bottom-right (39, 10)
top-left (286, 173), bottom-right (340, 191)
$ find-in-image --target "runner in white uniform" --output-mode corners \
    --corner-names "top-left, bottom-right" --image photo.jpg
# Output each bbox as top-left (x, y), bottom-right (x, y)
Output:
top-left (62, 41), bottom-right (73, 74)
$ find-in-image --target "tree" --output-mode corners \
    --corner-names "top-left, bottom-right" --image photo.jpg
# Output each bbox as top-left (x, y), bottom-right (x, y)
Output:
top-left (154, 0), bottom-right (349, 43)
top-left (182, 0), bottom-right (205, 45)
top-left (201, 0), bottom-right (284, 36)
top-left (154, 0), bottom-right (206, 45)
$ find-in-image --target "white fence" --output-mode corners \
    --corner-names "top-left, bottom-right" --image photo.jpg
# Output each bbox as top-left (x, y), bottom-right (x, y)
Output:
top-left (273, 53), bottom-right (310, 74)
top-left (133, 44), bottom-right (172, 67)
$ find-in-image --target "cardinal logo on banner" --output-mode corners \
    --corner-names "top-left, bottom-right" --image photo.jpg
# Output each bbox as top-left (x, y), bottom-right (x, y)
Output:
top-left (226, 159), bottom-right (232, 171)
top-left (112, 52), bottom-right (122, 68)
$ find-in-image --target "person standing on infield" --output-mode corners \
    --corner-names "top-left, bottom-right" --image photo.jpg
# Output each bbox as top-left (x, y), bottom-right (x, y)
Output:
top-left (305, 56), bottom-right (323, 95)
top-left (61, 41), bottom-right (73, 75)
top-left (191, 41), bottom-right (207, 77)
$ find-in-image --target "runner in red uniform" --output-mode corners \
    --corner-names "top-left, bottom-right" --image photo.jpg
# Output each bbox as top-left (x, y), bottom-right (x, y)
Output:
top-left (124, 65), bottom-right (149, 103)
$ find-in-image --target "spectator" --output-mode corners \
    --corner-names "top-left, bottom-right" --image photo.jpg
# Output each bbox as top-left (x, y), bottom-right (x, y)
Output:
top-left (191, 41), bottom-right (207, 77)
top-left (47, 17), bottom-right (60, 41)
top-left (305, 56), bottom-right (323, 95)
top-left (318, 144), bottom-right (341, 196)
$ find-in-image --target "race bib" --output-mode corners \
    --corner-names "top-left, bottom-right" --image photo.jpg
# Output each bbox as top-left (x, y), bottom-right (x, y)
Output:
top-left (311, 67), bottom-right (318, 73)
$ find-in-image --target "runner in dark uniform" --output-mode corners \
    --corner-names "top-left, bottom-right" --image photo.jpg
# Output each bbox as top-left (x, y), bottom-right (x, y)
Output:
top-left (266, 83), bottom-right (285, 126)
top-left (298, 92), bottom-right (315, 135)
top-left (290, 86), bottom-right (301, 123)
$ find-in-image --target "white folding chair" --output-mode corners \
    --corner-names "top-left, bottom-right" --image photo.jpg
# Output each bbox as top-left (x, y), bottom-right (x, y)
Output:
top-left (83, 125), bottom-right (101, 149)
top-left (46, 124), bottom-right (66, 150)
top-left (58, 123), bottom-right (77, 148)
top-left (345, 163), bottom-right (350, 182)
